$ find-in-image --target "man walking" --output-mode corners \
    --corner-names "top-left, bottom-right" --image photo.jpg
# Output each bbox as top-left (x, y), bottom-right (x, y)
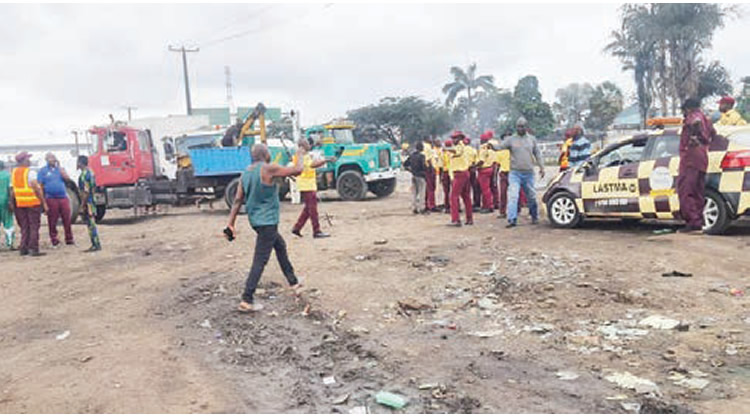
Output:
top-left (567, 123), bottom-right (591, 169)
top-left (9, 152), bottom-right (46, 256)
top-left (448, 131), bottom-right (473, 226)
top-left (678, 98), bottom-right (714, 234)
top-left (38, 152), bottom-right (75, 247)
top-left (496, 117), bottom-right (545, 228)
top-left (404, 142), bottom-right (428, 215)
top-left (717, 96), bottom-right (747, 126)
top-left (226, 144), bottom-right (304, 313)
top-left (77, 156), bottom-right (102, 252)
top-left (291, 139), bottom-right (335, 238)
top-left (0, 161), bottom-right (14, 249)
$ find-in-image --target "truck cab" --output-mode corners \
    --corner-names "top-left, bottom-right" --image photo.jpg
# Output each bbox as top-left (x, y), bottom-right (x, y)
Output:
top-left (89, 125), bottom-right (158, 187)
top-left (304, 121), bottom-right (400, 200)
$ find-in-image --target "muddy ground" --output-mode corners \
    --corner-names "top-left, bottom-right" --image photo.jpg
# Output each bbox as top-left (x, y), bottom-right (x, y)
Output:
top-left (1, 175), bottom-right (748, 413)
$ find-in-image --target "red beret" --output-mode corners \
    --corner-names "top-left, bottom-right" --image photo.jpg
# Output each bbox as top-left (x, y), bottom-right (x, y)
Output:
top-left (444, 139), bottom-right (453, 147)
top-left (450, 130), bottom-right (466, 140)
top-left (719, 96), bottom-right (735, 106)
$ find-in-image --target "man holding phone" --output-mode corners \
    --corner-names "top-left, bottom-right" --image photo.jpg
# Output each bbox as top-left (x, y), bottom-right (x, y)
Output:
top-left (225, 144), bottom-right (305, 313)
top-left (291, 139), bottom-right (336, 238)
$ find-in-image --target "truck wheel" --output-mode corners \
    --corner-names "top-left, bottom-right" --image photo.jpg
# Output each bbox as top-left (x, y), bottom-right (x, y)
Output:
top-left (546, 192), bottom-right (582, 228)
top-left (337, 170), bottom-right (367, 201)
top-left (66, 185), bottom-right (81, 224)
top-left (225, 178), bottom-right (241, 209)
top-left (95, 205), bottom-right (106, 223)
top-left (703, 189), bottom-right (730, 235)
top-left (368, 178), bottom-right (397, 198)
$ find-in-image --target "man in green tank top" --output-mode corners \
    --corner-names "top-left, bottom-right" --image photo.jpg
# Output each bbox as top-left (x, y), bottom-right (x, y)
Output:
top-left (226, 144), bottom-right (305, 313)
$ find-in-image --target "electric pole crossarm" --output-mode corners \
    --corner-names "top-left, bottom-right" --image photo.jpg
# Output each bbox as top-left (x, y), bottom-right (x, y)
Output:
top-left (168, 45), bottom-right (200, 115)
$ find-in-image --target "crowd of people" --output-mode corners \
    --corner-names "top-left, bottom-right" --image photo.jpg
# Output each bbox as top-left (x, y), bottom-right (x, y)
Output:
top-left (0, 152), bottom-right (102, 256)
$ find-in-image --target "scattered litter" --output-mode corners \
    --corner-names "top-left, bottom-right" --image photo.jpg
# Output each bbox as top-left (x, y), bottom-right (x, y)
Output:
top-left (556, 371), bottom-right (579, 381)
top-left (477, 263), bottom-right (498, 277)
top-left (418, 383), bottom-right (440, 390)
top-left (604, 371), bottom-right (660, 395)
top-left (675, 377), bottom-right (709, 391)
top-left (350, 326), bottom-right (370, 334)
top-left (199, 319), bottom-right (212, 329)
top-left (468, 330), bottom-right (503, 338)
top-left (79, 355), bottom-right (93, 363)
top-left (375, 391), bottom-right (408, 409)
top-left (332, 393), bottom-right (349, 405)
top-left (524, 323), bottom-right (555, 334)
top-left (374, 239), bottom-right (388, 245)
top-left (398, 298), bottom-right (431, 312)
top-left (477, 297), bottom-right (498, 310)
top-left (725, 345), bottom-right (738, 356)
top-left (661, 270), bottom-right (692, 278)
top-left (425, 255), bottom-right (450, 266)
top-left (56, 330), bottom-right (71, 341)
top-left (605, 394), bottom-right (629, 401)
top-left (689, 370), bottom-right (708, 378)
top-left (354, 255), bottom-right (369, 262)
top-left (730, 288), bottom-right (744, 297)
top-left (597, 324), bottom-right (649, 339)
top-left (638, 315), bottom-right (680, 330)
top-left (349, 406), bottom-right (368, 414)
top-left (652, 228), bottom-right (675, 235)
top-left (323, 376), bottom-right (336, 386)
top-left (620, 402), bottom-right (641, 413)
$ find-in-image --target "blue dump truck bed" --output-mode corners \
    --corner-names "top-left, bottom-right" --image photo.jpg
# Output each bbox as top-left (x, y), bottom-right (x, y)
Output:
top-left (189, 147), bottom-right (253, 177)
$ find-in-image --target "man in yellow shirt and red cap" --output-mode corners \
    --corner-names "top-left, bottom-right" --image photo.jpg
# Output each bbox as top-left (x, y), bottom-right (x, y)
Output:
top-left (717, 96), bottom-right (747, 126)
top-left (423, 138), bottom-right (437, 212)
top-left (292, 139), bottom-right (336, 238)
top-left (447, 131), bottom-right (473, 226)
top-left (440, 139), bottom-right (452, 213)
top-left (477, 131), bottom-right (496, 213)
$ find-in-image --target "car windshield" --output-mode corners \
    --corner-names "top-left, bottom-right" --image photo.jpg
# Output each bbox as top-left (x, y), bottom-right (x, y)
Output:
top-left (331, 129), bottom-right (354, 144)
top-left (176, 134), bottom-right (220, 154)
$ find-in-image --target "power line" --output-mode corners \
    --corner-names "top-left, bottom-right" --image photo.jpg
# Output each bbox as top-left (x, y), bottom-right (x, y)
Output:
top-left (168, 45), bottom-right (200, 115)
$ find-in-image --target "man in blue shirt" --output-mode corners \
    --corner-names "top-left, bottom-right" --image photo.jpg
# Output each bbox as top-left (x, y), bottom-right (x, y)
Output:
top-left (567, 123), bottom-right (592, 168)
top-left (37, 152), bottom-right (74, 246)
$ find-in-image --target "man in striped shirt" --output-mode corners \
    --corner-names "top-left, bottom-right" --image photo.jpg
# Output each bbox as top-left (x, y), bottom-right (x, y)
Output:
top-left (568, 123), bottom-right (592, 169)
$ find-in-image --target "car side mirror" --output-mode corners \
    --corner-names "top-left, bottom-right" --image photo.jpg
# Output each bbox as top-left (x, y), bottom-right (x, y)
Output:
top-left (582, 161), bottom-right (595, 176)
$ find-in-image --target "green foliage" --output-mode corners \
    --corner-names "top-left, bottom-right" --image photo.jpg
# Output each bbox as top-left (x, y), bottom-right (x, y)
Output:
top-left (267, 116), bottom-right (294, 140)
top-left (587, 82), bottom-right (625, 132)
top-left (508, 75), bottom-right (555, 137)
top-left (554, 83), bottom-right (594, 127)
top-left (697, 61), bottom-right (732, 100)
top-left (346, 96), bottom-right (452, 145)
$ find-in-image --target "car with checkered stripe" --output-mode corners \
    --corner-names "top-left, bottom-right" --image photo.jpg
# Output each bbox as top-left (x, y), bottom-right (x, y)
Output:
top-left (542, 125), bottom-right (750, 235)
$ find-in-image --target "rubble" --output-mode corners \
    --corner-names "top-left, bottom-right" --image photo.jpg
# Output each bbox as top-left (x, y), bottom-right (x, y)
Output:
top-left (638, 315), bottom-right (680, 330)
top-left (604, 371), bottom-right (660, 395)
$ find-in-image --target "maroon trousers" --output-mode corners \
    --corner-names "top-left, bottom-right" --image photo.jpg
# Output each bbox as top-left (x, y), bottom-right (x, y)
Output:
top-left (14, 206), bottom-right (41, 253)
top-left (478, 167), bottom-right (494, 210)
top-left (498, 171), bottom-right (509, 215)
top-left (490, 166), bottom-right (499, 210)
top-left (441, 170), bottom-right (451, 209)
top-left (469, 168), bottom-right (481, 208)
top-left (293, 191), bottom-right (321, 234)
top-left (450, 171), bottom-right (473, 224)
top-left (677, 166), bottom-right (706, 229)
top-left (425, 167), bottom-right (436, 210)
top-left (46, 197), bottom-right (74, 245)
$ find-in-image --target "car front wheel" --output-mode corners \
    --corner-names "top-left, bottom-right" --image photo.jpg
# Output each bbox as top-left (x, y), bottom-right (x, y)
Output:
top-left (703, 190), bottom-right (730, 235)
top-left (547, 192), bottom-right (582, 228)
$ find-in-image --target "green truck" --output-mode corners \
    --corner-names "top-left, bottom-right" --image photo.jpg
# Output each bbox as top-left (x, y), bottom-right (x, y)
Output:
top-left (303, 121), bottom-right (400, 200)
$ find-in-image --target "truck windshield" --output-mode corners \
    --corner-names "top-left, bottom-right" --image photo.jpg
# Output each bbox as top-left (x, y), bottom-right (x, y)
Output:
top-left (175, 134), bottom-right (220, 154)
top-left (331, 129), bottom-right (354, 144)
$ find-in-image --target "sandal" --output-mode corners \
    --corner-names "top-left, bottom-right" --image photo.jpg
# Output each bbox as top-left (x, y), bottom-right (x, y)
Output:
top-left (237, 301), bottom-right (264, 313)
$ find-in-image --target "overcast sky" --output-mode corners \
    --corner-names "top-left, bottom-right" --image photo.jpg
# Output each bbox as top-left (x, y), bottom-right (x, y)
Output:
top-left (1, 3), bottom-right (748, 144)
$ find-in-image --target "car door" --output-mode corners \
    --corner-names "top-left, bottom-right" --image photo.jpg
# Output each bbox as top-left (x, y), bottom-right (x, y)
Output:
top-left (580, 138), bottom-right (648, 216)
top-left (638, 134), bottom-right (681, 219)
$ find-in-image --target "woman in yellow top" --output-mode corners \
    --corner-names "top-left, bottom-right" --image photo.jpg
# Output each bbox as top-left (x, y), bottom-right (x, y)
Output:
top-left (291, 140), bottom-right (336, 238)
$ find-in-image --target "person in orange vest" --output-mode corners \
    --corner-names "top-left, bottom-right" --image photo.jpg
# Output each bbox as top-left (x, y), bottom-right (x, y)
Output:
top-left (447, 131), bottom-right (473, 226)
top-left (9, 151), bottom-right (47, 256)
top-left (477, 131), bottom-right (496, 213)
top-left (423, 138), bottom-right (437, 212)
top-left (558, 128), bottom-right (575, 172)
top-left (440, 139), bottom-right (452, 213)
top-left (292, 139), bottom-right (336, 239)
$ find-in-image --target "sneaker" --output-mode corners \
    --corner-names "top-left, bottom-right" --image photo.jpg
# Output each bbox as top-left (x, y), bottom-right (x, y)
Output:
top-left (65, 241), bottom-right (75, 246)
top-left (531, 218), bottom-right (539, 225)
top-left (447, 222), bottom-right (462, 227)
top-left (313, 232), bottom-right (331, 239)
top-left (465, 220), bottom-right (474, 225)
top-left (506, 220), bottom-right (517, 228)
top-left (413, 209), bottom-right (419, 215)
top-left (83, 246), bottom-right (101, 253)
top-left (19, 249), bottom-right (29, 256)
top-left (291, 229), bottom-right (303, 238)
top-left (430, 208), bottom-right (441, 213)
top-left (30, 250), bottom-right (46, 257)
top-left (479, 209), bottom-right (492, 214)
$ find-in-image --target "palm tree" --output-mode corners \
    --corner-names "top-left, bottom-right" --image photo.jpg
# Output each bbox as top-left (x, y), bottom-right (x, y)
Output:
top-left (442, 63), bottom-right (496, 112)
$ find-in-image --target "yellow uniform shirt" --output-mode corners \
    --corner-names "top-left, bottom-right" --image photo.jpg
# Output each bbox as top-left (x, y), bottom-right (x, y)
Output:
top-left (293, 154), bottom-right (317, 192)
top-left (496, 149), bottom-right (511, 172)
top-left (449, 143), bottom-right (470, 175)
top-left (443, 149), bottom-right (452, 174)
top-left (478, 143), bottom-right (495, 169)
top-left (422, 142), bottom-right (434, 168)
top-left (432, 147), bottom-right (443, 170)
top-left (718, 109), bottom-right (748, 126)
top-left (463, 145), bottom-right (477, 168)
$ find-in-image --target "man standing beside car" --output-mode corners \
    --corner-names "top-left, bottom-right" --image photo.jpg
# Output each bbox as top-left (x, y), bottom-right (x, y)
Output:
top-left (678, 98), bottom-right (714, 234)
top-left (38, 152), bottom-right (75, 247)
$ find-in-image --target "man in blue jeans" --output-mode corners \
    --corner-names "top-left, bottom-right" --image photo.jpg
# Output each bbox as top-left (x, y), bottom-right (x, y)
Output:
top-left (495, 117), bottom-right (545, 228)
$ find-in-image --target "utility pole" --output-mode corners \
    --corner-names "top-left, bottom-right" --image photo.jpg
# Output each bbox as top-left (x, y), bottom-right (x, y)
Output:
top-left (121, 105), bottom-right (137, 121)
top-left (225, 65), bottom-right (235, 115)
top-left (168, 45), bottom-right (199, 115)
top-left (71, 130), bottom-right (80, 157)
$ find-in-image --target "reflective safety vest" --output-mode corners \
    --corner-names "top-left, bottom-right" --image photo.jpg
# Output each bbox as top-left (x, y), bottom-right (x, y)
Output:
top-left (11, 167), bottom-right (41, 208)
top-left (559, 138), bottom-right (573, 170)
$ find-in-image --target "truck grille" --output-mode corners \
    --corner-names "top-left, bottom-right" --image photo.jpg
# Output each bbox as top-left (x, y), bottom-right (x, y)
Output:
top-left (378, 149), bottom-right (390, 168)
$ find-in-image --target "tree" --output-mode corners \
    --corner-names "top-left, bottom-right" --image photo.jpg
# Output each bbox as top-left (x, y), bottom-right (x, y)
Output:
top-left (696, 61), bottom-right (732, 101)
top-left (554, 83), bottom-right (594, 127)
top-left (475, 90), bottom-right (514, 134)
top-left (587, 81), bottom-right (624, 132)
top-left (737, 76), bottom-right (750, 120)
top-left (347, 96), bottom-right (452, 146)
top-left (509, 75), bottom-right (555, 138)
top-left (442, 63), bottom-right (496, 134)
top-left (267, 116), bottom-right (294, 139)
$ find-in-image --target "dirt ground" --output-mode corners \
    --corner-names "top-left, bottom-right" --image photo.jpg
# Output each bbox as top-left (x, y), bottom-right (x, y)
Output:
top-left (1, 174), bottom-right (749, 413)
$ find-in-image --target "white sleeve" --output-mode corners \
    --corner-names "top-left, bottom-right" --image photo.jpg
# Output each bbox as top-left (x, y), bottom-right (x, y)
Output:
top-left (28, 170), bottom-right (37, 184)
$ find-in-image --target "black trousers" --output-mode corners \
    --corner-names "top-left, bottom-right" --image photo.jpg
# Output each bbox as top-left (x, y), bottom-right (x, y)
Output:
top-left (243, 224), bottom-right (298, 303)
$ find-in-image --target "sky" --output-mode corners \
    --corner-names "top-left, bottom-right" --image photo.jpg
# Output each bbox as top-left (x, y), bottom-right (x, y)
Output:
top-left (1, 2), bottom-right (748, 144)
